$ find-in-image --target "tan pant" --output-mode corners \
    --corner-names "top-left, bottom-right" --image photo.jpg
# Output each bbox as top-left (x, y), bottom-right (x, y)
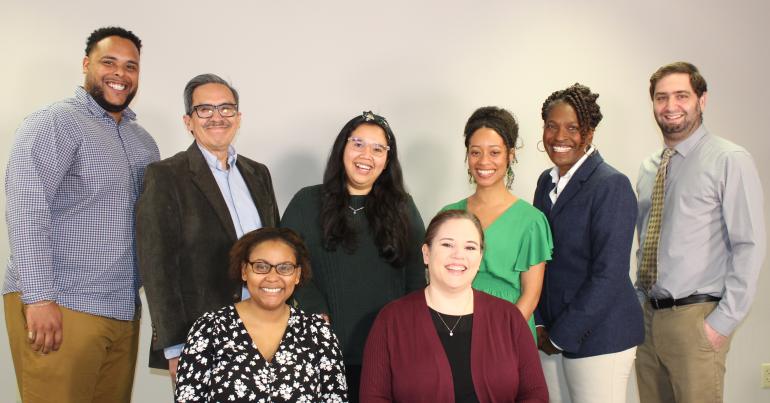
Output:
top-left (635, 301), bottom-right (732, 403)
top-left (4, 292), bottom-right (139, 403)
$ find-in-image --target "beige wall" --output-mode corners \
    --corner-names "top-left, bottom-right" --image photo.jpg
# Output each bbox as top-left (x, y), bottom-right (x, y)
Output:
top-left (1, 1), bottom-right (768, 402)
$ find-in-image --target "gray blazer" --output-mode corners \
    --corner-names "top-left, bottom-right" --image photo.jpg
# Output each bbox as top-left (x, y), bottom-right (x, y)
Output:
top-left (137, 142), bottom-right (279, 369)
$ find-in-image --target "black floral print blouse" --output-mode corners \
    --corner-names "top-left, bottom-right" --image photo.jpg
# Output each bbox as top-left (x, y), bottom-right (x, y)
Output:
top-left (175, 305), bottom-right (348, 402)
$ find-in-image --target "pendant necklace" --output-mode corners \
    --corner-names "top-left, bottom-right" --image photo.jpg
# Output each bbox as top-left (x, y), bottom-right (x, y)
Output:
top-left (348, 205), bottom-right (365, 215)
top-left (433, 310), bottom-right (464, 337)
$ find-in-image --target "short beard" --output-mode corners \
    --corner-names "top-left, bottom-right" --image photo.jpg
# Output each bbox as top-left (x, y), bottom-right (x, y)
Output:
top-left (656, 105), bottom-right (703, 142)
top-left (88, 84), bottom-right (137, 113)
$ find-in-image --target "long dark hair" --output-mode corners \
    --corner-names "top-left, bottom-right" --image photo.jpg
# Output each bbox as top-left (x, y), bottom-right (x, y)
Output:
top-left (320, 111), bottom-right (412, 267)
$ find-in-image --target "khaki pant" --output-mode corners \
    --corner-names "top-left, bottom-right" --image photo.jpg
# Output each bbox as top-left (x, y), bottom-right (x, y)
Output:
top-left (635, 301), bottom-right (732, 403)
top-left (4, 292), bottom-right (139, 403)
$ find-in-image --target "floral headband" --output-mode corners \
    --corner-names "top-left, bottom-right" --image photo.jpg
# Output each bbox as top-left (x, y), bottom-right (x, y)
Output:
top-left (361, 110), bottom-right (391, 134)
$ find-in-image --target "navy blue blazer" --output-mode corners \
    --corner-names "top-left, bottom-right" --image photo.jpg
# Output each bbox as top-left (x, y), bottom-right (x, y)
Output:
top-left (533, 152), bottom-right (643, 359)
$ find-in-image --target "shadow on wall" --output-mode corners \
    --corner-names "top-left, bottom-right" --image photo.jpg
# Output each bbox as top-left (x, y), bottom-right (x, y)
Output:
top-left (272, 150), bottom-right (325, 212)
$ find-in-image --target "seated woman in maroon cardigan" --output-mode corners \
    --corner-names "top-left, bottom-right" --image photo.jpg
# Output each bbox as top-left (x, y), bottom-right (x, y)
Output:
top-left (360, 210), bottom-right (548, 403)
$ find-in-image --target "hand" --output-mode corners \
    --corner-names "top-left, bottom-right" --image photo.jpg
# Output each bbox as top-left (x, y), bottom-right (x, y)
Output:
top-left (168, 356), bottom-right (180, 384)
top-left (25, 301), bottom-right (63, 354)
top-left (703, 321), bottom-right (728, 351)
top-left (541, 338), bottom-right (562, 356)
top-left (536, 327), bottom-right (561, 355)
top-left (536, 326), bottom-right (548, 350)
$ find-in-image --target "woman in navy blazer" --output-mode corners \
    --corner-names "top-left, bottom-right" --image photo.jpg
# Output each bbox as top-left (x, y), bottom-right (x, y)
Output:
top-left (533, 84), bottom-right (643, 403)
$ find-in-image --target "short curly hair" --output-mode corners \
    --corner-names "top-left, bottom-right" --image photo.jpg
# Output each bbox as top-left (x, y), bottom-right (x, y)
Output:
top-left (463, 106), bottom-right (519, 152)
top-left (541, 83), bottom-right (602, 136)
top-left (228, 227), bottom-right (312, 286)
top-left (85, 26), bottom-right (142, 56)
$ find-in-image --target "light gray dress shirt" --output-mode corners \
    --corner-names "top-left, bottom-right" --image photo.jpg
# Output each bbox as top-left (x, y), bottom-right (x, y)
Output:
top-left (636, 125), bottom-right (766, 336)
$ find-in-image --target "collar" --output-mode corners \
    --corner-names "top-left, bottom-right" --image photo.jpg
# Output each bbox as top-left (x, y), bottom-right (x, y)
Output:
top-left (549, 145), bottom-right (596, 184)
top-left (197, 142), bottom-right (237, 172)
top-left (671, 124), bottom-right (707, 158)
top-left (75, 86), bottom-right (136, 121)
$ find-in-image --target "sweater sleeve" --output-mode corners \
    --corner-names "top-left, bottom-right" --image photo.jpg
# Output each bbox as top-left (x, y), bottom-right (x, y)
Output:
top-left (513, 310), bottom-right (549, 402)
top-left (280, 188), bottom-right (330, 314)
top-left (360, 309), bottom-right (393, 402)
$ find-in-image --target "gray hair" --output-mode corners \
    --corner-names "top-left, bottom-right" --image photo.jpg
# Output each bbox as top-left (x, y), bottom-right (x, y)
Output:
top-left (183, 73), bottom-right (240, 115)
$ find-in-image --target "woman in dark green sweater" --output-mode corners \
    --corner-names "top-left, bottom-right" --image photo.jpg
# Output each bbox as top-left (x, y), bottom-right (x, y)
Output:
top-left (281, 111), bottom-right (426, 402)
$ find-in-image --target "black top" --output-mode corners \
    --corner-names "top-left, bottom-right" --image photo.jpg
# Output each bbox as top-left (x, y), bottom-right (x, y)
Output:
top-left (280, 185), bottom-right (427, 365)
top-left (429, 308), bottom-right (479, 403)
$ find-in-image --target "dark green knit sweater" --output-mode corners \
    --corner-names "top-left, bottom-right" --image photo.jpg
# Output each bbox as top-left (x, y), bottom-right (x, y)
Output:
top-left (281, 185), bottom-right (426, 365)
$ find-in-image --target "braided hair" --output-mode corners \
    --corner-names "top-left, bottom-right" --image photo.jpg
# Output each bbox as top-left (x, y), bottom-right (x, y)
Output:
top-left (541, 83), bottom-right (602, 135)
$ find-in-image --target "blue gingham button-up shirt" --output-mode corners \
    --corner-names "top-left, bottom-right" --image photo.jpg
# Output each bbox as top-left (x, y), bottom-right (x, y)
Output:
top-left (3, 87), bottom-right (160, 321)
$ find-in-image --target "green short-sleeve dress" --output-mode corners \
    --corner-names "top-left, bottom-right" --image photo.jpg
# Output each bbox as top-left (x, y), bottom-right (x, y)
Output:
top-left (442, 198), bottom-right (553, 339)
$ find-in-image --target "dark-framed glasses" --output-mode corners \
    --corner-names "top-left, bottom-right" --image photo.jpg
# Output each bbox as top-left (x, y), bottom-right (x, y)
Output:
top-left (191, 103), bottom-right (238, 118)
top-left (347, 137), bottom-right (390, 157)
top-left (246, 260), bottom-right (298, 276)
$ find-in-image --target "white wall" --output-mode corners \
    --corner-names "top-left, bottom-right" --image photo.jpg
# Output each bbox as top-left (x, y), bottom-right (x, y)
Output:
top-left (1, 1), bottom-right (768, 402)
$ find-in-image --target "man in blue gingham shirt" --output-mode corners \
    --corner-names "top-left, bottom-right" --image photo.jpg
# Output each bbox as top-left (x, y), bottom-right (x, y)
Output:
top-left (3, 27), bottom-right (159, 403)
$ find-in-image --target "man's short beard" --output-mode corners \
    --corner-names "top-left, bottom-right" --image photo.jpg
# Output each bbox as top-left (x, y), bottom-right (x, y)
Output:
top-left (89, 85), bottom-right (137, 113)
top-left (657, 105), bottom-right (703, 140)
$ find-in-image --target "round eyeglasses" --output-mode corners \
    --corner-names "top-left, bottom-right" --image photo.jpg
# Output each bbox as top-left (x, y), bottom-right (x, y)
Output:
top-left (347, 137), bottom-right (390, 158)
top-left (246, 260), bottom-right (299, 276)
top-left (191, 103), bottom-right (239, 118)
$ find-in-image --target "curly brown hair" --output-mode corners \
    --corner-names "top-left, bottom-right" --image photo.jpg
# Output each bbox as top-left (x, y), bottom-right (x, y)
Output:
top-left (228, 227), bottom-right (312, 286)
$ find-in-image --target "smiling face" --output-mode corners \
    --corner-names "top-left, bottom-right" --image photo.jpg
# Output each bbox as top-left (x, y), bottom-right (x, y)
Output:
top-left (423, 218), bottom-right (482, 293)
top-left (241, 239), bottom-right (301, 312)
top-left (183, 83), bottom-right (241, 162)
top-left (343, 123), bottom-right (389, 195)
top-left (543, 102), bottom-right (594, 176)
top-left (82, 36), bottom-right (140, 120)
top-left (467, 127), bottom-right (513, 188)
top-left (652, 73), bottom-right (707, 146)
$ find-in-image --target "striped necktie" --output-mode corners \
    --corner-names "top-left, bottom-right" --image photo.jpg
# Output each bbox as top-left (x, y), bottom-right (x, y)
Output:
top-left (638, 148), bottom-right (675, 291)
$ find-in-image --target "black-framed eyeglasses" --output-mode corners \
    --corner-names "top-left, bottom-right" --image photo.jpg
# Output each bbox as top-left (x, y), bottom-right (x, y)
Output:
top-left (190, 103), bottom-right (238, 118)
top-left (246, 260), bottom-right (299, 276)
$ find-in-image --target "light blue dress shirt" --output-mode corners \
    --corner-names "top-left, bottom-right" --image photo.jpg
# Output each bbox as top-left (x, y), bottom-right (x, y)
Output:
top-left (164, 142), bottom-right (262, 359)
top-left (636, 125), bottom-right (766, 336)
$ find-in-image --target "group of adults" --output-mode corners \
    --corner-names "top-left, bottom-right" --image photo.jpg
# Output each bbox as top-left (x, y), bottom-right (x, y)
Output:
top-left (3, 26), bottom-right (765, 403)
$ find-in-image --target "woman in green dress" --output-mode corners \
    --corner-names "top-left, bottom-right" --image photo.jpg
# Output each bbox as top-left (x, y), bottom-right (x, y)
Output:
top-left (442, 106), bottom-right (553, 339)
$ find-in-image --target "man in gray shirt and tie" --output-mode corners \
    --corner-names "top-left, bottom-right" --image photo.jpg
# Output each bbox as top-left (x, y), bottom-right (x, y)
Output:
top-left (634, 62), bottom-right (766, 403)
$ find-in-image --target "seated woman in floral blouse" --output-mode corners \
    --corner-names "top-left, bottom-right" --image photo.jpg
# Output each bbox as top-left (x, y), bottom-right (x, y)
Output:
top-left (175, 227), bottom-right (348, 402)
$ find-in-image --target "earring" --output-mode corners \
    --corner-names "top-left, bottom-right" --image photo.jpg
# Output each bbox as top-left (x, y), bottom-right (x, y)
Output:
top-left (537, 140), bottom-right (546, 152)
top-left (505, 163), bottom-right (515, 189)
top-left (467, 169), bottom-right (475, 184)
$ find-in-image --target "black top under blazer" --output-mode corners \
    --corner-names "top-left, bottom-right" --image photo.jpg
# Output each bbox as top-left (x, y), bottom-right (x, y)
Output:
top-left (136, 142), bottom-right (280, 369)
top-left (533, 151), bottom-right (644, 359)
